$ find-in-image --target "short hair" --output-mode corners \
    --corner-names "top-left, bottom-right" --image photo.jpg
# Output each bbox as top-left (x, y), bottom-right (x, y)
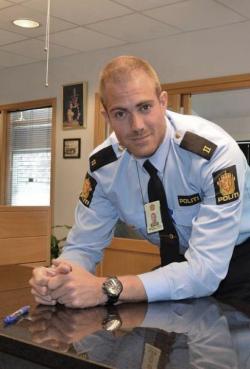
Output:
top-left (99, 55), bottom-right (162, 106)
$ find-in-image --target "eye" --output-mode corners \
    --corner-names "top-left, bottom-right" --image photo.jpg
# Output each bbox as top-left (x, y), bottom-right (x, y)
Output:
top-left (112, 110), bottom-right (127, 120)
top-left (139, 103), bottom-right (152, 113)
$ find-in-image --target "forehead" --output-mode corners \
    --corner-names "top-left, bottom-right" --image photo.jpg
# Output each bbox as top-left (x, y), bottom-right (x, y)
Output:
top-left (103, 70), bottom-right (157, 109)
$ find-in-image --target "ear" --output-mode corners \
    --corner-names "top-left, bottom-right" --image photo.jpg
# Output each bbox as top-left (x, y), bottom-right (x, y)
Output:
top-left (101, 107), bottom-right (110, 125)
top-left (159, 90), bottom-right (168, 109)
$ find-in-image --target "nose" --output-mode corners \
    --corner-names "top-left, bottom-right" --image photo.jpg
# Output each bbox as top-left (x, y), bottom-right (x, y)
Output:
top-left (130, 112), bottom-right (144, 132)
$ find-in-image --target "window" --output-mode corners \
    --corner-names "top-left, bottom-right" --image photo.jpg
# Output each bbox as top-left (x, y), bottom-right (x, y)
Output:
top-left (5, 107), bottom-right (52, 206)
top-left (0, 100), bottom-right (55, 207)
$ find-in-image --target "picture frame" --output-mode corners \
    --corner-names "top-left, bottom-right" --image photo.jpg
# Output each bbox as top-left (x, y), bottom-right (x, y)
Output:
top-left (63, 82), bottom-right (87, 129)
top-left (63, 138), bottom-right (81, 159)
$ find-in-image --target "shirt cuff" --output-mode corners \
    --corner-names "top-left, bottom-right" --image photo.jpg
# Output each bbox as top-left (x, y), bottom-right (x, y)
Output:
top-left (138, 268), bottom-right (172, 302)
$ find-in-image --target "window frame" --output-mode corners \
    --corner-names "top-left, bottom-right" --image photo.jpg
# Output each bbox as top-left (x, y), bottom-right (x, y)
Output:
top-left (0, 98), bottom-right (56, 211)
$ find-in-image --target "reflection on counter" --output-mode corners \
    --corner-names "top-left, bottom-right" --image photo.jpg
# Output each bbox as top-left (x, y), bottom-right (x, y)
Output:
top-left (1, 297), bottom-right (250, 369)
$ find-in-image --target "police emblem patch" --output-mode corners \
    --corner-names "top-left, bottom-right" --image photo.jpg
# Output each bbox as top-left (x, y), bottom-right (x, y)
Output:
top-left (79, 173), bottom-right (97, 207)
top-left (213, 165), bottom-right (240, 205)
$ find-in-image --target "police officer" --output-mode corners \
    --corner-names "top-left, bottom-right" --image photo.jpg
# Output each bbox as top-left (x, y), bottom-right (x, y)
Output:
top-left (29, 55), bottom-right (250, 308)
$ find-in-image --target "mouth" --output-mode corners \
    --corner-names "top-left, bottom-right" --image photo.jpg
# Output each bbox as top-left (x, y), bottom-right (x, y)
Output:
top-left (130, 134), bottom-right (151, 143)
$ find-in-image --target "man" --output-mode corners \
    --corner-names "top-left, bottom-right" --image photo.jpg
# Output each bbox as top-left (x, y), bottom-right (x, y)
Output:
top-left (30, 55), bottom-right (250, 308)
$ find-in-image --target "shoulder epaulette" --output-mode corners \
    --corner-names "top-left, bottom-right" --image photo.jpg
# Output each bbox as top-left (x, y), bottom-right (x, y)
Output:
top-left (89, 145), bottom-right (118, 172)
top-left (180, 131), bottom-right (217, 160)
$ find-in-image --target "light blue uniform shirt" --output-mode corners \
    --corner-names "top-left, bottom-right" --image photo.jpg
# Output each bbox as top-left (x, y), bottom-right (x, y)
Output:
top-left (61, 111), bottom-right (250, 301)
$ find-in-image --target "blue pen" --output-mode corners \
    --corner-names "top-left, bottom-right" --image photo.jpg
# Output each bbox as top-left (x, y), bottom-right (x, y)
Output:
top-left (3, 305), bottom-right (30, 325)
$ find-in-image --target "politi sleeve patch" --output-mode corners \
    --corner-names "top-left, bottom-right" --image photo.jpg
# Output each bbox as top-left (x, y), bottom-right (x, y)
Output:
top-left (178, 193), bottom-right (201, 206)
top-left (213, 165), bottom-right (240, 205)
top-left (79, 172), bottom-right (97, 207)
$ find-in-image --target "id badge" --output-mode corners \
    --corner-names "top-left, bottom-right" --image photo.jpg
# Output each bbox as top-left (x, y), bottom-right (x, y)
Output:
top-left (144, 200), bottom-right (164, 234)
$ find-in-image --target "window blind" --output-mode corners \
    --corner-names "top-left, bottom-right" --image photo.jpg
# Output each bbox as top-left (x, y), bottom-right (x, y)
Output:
top-left (6, 107), bottom-right (52, 206)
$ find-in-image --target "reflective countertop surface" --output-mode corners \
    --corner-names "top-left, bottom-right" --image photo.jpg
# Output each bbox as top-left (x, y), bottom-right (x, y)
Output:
top-left (1, 297), bottom-right (250, 368)
top-left (0, 266), bottom-right (250, 369)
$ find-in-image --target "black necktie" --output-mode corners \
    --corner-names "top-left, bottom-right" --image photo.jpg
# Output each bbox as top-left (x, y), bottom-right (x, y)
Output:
top-left (143, 160), bottom-right (184, 266)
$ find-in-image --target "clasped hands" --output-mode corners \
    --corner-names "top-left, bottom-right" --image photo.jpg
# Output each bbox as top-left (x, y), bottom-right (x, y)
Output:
top-left (29, 259), bottom-right (106, 308)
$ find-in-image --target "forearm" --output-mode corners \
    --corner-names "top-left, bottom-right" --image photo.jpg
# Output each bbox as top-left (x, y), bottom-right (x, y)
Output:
top-left (47, 259), bottom-right (147, 307)
top-left (118, 275), bottom-right (148, 303)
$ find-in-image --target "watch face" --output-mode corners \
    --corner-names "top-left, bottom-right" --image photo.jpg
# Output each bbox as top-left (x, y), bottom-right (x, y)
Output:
top-left (103, 277), bottom-right (123, 297)
top-left (103, 277), bottom-right (123, 305)
top-left (103, 318), bottom-right (122, 332)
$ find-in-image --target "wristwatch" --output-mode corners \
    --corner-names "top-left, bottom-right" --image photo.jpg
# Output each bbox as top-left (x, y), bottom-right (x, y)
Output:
top-left (102, 276), bottom-right (123, 305)
top-left (102, 305), bottom-right (122, 332)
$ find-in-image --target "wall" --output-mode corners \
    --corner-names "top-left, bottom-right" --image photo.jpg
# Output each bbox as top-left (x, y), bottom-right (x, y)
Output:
top-left (206, 116), bottom-right (250, 141)
top-left (0, 21), bottom-right (250, 226)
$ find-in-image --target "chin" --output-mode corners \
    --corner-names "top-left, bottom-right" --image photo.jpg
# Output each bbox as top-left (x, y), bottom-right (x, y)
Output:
top-left (131, 147), bottom-right (157, 159)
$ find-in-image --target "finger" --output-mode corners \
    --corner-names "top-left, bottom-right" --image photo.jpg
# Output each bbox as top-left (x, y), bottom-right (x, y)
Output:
top-left (50, 285), bottom-right (70, 301)
top-left (35, 297), bottom-right (56, 306)
top-left (31, 292), bottom-right (57, 306)
top-left (29, 267), bottom-right (51, 287)
top-left (54, 290), bottom-right (77, 306)
top-left (30, 282), bottom-right (49, 296)
top-left (57, 297), bottom-right (68, 305)
top-left (46, 266), bottom-right (58, 277)
top-left (47, 274), bottom-right (68, 291)
top-left (52, 259), bottom-right (72, 274)
top-left (31, 288), bottom-right (53, 302)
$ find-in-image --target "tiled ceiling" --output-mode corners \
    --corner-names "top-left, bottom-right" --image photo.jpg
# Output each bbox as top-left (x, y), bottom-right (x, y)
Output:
top-left (0, 0), bottom-right (249, 70)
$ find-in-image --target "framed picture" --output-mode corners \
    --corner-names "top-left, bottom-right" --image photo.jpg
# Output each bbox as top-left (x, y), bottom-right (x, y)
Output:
top-left (63, 138), bottom-right (81, 159)
top-left (63, 82), bottom-right (87, 129)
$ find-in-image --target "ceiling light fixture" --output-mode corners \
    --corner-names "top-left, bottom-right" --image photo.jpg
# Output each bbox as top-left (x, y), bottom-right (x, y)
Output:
top-left (12, 19), bottom-right (40, 29)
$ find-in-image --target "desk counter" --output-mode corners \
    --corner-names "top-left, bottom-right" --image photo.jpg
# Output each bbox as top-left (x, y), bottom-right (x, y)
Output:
top-left (1, 265), bottom-right (250, 369)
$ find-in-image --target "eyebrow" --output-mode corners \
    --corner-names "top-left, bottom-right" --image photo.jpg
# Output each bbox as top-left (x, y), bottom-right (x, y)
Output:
top-left (109, 99), bottom-right (154, 113)
top-left (136, 99), bottom-right (154, 108)
top-left (109, 106), bottom-right (127, 113)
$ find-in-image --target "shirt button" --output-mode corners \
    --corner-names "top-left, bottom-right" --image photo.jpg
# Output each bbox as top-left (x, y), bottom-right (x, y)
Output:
top-left (169, 233), bottom-right (175, 239)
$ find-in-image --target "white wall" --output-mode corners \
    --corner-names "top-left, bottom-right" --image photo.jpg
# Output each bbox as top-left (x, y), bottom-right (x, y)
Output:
top-left (212, 117), bottom-right (250, 141)
top-left (1, 21), bottom-right (250, 226)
